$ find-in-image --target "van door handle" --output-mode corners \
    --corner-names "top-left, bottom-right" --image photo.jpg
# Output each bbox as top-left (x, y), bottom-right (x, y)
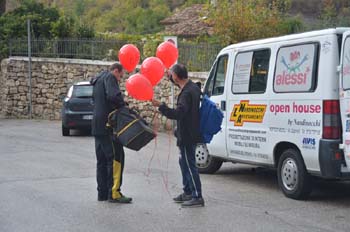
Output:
top-left (221, 101), bottom-right (226, 111)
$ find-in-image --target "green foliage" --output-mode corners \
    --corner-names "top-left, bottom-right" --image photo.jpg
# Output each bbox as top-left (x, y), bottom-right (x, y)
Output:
top-left (98, 32), bottom-right (165, 61)
top-left (315, 0), bottom-right (350, 29)
top-left (207, 0), bottom-right (302, 46)
top-left (319, 0), bottom-right (338, 27)
top-left (184, 0), bottom-right (208, 7)
top-left (76, 23), bottom-right (95, 38)
top-left (51, 15), bottom-right (75, 38)
top-left (142, 35), bottom-right (163, 57)
top-left (337, 7), bottom-right (350, 27)
top-left (80, 0), bottom-right (170, 34)
top-left (3, 0), bottom-right (60, 38)
top-left (0, 0), bottom-right (60, 58)
top-left (278, 16), bottom-right (304, 34)
top-left (264, 0), bottom-right (291, 14)
top-left (0, 0), bottom-right (97, 59)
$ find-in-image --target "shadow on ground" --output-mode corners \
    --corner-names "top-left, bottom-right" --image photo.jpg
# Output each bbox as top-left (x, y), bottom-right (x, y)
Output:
top-left (207, 164), bottom-right (350, 204)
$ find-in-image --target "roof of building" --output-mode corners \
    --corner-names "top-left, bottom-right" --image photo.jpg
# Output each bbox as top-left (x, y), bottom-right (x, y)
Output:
top-left (160, 4), bottom-right (213, 38)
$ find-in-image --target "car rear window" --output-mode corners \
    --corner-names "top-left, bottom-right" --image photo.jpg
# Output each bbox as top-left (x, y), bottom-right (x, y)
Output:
top-left (73, 85), bottom-right (93, 98)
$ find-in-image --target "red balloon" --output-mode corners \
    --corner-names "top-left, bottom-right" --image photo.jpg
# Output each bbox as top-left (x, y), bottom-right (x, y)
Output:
top-left (125, 73), bottom-right (153, 101)
top-left (118, 44), bottom-right (140, 72)
top-left (156, 41), bottom-right (178, 69)
top-left (141, 57), bottom-right (165, 86)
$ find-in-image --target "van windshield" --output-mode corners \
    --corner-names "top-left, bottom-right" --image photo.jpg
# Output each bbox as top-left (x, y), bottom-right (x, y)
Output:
top-left (73, 85), bottom-right (93, 98)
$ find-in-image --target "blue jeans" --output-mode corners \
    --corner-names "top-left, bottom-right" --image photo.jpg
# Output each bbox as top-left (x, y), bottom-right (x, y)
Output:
top-left (179, 144), bottom-right (202, 198)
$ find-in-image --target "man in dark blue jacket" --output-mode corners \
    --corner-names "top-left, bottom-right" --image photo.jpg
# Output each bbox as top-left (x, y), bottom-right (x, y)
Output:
top-left (152, 64), bottom-right (204, 207)
top-left (90, 63), bottom-right (132, 203)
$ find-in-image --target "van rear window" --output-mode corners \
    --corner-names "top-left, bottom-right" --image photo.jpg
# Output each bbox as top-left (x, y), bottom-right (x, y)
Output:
top-left (274, 43), bottom-right (318, 93)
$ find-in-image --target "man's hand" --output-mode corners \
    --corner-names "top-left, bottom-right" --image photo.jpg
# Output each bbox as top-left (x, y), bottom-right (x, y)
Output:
top-left (151, 99), bottom-right (161, 107)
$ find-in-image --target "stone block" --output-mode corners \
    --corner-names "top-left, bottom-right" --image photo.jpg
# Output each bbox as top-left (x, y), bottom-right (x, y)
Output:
top-left (7, 80), bottom-right (15, 87)
top-left (18, 86), bottom-right (25, 93)
top-left (9, 87), bottom-right (18, 94)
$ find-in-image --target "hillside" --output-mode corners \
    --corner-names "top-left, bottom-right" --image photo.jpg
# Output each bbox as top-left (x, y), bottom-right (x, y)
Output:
top-left (4, 0), bottom-right (350, 33)
top-left (290, 0), bottom-right (350, 26)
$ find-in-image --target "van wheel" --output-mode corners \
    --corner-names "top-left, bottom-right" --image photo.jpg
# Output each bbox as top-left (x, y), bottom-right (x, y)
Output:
top-left (277, 149), bottom-right (312, 200)
top-left (197, 155), bottom-right (223, 174)
top-left (62, 125), bottom-right (70, 136)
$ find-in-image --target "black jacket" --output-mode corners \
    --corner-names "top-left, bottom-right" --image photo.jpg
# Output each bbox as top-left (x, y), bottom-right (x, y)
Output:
top-left (159, 80), bottom-right (202, 146)
top-left (90, 71), bottom-right (125, 136)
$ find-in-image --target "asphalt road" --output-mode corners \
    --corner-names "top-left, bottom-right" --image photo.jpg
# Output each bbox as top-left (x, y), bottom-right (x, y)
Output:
top-left (1, 119), bottom-right (350, 232)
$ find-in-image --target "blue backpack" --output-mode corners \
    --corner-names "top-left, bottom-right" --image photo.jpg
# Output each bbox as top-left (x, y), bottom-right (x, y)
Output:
top-left (199, 94), bottom-right (224, 143)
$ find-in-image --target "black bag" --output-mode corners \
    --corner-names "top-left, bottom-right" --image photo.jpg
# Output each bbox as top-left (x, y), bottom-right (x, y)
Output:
top-left (107, 107), bottom-right (156, 151)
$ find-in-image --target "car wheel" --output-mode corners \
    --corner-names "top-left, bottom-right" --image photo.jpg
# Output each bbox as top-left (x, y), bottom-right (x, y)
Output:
top-left (277, 149), bottom-right (312, 200)
top-left (62, 125), bottom-right (70, 136)
top-left (196, 146), bottom-right (223, 174)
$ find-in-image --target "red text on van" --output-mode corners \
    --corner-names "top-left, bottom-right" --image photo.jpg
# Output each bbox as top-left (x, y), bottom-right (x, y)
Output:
top-left (270, 102), bottom-right (321, 115)
top-left (275, 71), bottom-right (307, 86)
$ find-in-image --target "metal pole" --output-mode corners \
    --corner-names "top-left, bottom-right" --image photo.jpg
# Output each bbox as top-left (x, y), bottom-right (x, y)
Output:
top-left (27, 19), bottom-right (32, 119)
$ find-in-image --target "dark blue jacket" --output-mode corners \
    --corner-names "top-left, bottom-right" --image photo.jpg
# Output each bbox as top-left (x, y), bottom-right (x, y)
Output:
top-left (90, 71), bottom-right (125, 136)
top-left (159, 80), bottom-right (202, 146)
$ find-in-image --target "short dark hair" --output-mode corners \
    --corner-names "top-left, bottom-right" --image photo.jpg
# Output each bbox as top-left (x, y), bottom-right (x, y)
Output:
top-left (109, 63), bottom-right (123, 72)
top-left (171, 64), bottom-right (188, 80)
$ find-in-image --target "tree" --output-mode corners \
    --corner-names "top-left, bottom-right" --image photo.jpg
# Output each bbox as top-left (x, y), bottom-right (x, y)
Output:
top-left (83, 0), bottom-right (170, 34)
top-left (319, 0), bottom-right (338, 27)
top-left (50, 15), bottom-right (75, 38)
top-left (314, 0), bottom-right (350, 29)
top-left (207, 0), bottom-right (302, 45)
top-left (0, 0), bottom-right (76, 59)
top-left (0, 0), bottom-right (60, 38)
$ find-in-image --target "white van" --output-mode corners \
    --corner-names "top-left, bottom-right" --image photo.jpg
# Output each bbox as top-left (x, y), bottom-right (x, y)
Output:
top-left (197, 28), bottom-right (350, 200)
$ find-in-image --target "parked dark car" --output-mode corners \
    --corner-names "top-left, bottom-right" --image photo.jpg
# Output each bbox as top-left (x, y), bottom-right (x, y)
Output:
top-left (61, 81), bottom-right (93, 136)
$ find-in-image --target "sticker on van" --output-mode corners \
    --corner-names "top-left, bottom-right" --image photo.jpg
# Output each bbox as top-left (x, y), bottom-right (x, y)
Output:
top-left (274, 44), bottom-right (316, 92)
top-left (302, 137), bottom-right (316, 150)
top-left (229, 100), bottom-right (267, 126)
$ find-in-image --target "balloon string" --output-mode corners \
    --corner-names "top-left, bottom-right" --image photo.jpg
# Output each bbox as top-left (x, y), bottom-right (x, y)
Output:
top-left (144, 110), bottom-right (159, 177)
top-left (143, 107), bottom-right (172, 196)
top-left (163, 98), bottom-right (173, 196)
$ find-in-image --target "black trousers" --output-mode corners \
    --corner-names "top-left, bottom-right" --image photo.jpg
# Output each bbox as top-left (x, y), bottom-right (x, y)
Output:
top-left (94, 135), bottom-right (125, 199)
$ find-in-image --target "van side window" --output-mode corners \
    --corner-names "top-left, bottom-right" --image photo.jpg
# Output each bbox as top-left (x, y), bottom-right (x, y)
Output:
top-left (204, 55), bottom-right (228, 96)
top-left (274, 43), bottom-right (318, 92)
top-left (232, 49), bottom-right (270, 94)
top-left (342, 37), bottom-right (350, 90)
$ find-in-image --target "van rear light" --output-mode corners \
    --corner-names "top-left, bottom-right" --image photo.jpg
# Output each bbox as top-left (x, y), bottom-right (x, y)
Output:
top-left (323, 100), bottom-right (341, 139)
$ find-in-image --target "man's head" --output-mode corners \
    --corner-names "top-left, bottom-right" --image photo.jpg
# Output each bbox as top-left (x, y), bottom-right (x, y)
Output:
top-left (170, 64), bottom-right (188, 87)
top-left (109, 63), bottom-right (124, 81)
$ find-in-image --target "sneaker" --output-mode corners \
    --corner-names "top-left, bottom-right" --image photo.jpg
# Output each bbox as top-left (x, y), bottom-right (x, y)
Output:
top-left (173, 193), bottom-right (192, 203)
top-left (108, 194), bottom-right (132, 203)
top-left (181, 198), bottom-right (205, 208)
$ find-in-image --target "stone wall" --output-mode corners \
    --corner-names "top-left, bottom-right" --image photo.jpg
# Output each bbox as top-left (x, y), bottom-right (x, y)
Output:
top-left (0, 57), bottom-right (208, 129)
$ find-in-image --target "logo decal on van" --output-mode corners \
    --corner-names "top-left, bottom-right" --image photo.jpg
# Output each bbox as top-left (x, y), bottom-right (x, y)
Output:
top-left (274, 46), bottom-right (315, 92)
top-left (346, 120), bottom-right (350, 132)
top-left (302, 137), bottom-right (316, 150)
top-left (230, 100), bottom-right (267, 126)
top-left (275, 54), bottom-right (310, 86)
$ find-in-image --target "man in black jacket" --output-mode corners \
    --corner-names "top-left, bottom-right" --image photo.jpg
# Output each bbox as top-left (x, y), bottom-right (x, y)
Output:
top-left (90, 63), bottom-right (132, 203)
top-left (152, 64), bottom-right (204, 207)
